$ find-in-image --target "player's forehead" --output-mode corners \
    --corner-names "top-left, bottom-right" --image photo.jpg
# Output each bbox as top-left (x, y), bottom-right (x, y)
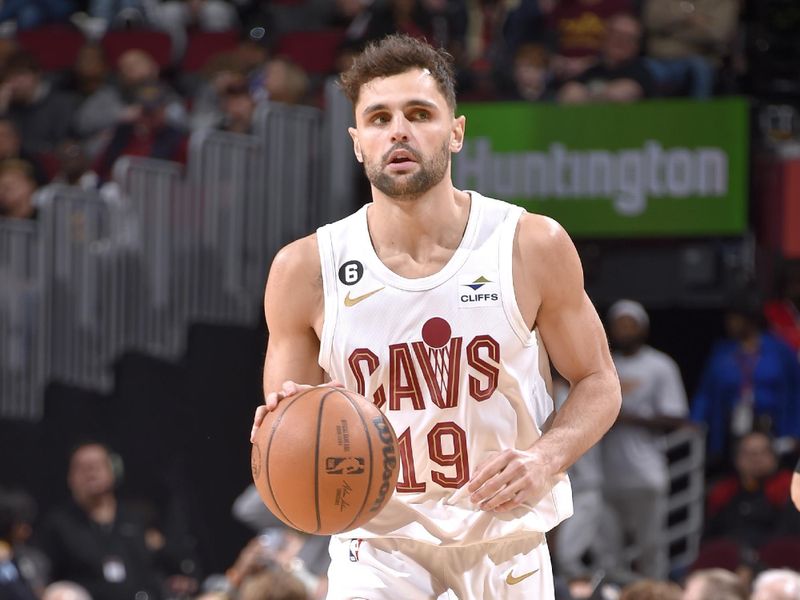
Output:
top-left (356, 68), bottom-right (449, 114)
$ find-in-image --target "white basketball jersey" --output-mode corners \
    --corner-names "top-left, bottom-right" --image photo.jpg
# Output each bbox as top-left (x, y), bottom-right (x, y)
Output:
top-left (316, 192), bottom-right (573, 546)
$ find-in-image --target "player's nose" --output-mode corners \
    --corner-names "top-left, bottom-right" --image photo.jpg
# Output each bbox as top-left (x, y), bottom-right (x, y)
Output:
top-left (390, 114), bottom-right (411, 142)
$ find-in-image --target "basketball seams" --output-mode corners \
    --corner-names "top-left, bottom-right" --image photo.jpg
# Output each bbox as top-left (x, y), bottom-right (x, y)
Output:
top-left (264, 387), bottom-right (318, 532)
top-left (335, 388), bottom-right (375, 533)
top-left (313, 393), bottom-right (328, 534)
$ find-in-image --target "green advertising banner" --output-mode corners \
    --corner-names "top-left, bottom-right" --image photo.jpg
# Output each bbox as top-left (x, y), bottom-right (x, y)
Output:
top-left (453, 98), bottom-right (749, 237)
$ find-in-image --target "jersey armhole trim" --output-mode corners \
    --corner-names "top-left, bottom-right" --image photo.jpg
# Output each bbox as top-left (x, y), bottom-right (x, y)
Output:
top-left (499, 207), bottom-right (535, 347)
top-left (317, 225), bottom-right (338, 374)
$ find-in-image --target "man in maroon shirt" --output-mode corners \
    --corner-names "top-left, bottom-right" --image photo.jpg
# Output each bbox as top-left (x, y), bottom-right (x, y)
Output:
top-left (94, 82), bottom-right (187, 181)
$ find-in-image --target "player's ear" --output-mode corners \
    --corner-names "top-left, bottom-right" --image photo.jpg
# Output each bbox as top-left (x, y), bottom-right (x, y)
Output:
top-left (348, 127), bottom-right (363, 163)
top-left (450, 115), bottom-right (465, 153)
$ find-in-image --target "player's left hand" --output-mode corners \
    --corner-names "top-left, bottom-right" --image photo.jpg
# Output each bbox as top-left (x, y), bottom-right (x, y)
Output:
top-left (466, 448), bottom-right (558, 512)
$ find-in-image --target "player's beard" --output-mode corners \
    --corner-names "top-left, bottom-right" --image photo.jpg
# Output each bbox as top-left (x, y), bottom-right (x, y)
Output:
top-left (364, 138), bottom-right (450, 200)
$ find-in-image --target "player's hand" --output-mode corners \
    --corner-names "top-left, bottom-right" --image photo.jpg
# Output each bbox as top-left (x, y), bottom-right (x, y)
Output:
top-left (466, 448), bottom-right (559, 513)
top-left (250, 380), bottom-right (343, 443)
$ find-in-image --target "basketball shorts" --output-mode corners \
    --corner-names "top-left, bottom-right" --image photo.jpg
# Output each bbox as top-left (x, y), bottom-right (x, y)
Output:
top-left (326, 533), bottom-right (553, 600)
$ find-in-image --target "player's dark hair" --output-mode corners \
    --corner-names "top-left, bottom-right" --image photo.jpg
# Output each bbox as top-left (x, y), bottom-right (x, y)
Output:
top-left (339, 34), bottom-right (457, 111)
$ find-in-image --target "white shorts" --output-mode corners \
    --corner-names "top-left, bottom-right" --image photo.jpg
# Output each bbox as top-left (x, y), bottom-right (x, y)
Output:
top-left (326, 533), bottom-right (554, 600)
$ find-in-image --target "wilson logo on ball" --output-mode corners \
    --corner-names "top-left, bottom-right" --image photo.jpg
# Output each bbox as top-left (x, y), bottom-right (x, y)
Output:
top-left (369, 417), bottom-right (398, 513)
top-left (326, 457), bottom-right (365, 475)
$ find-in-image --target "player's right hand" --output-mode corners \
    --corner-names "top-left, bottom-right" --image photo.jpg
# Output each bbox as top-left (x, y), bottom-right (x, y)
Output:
top-left (250, 380), bottom-right (343, 443)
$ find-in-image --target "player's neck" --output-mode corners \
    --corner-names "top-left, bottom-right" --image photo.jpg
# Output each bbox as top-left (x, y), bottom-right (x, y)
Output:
top-left (367, 181), bottom-right (471, 266)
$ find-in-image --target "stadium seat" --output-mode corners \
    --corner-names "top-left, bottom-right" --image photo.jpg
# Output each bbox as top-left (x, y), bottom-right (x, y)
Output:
top-left (181, 30), bottom-right (239, 72)
top-left (17, 25), bottom-right (86, 71)
top-left (758, 537), bottom-right (800, 570)
top-left (102, 30), bottom-right (172, 69)
top-left (688, 539), bottom-right (741, 571)
top-left (274, 29), bottom-right (345, 75)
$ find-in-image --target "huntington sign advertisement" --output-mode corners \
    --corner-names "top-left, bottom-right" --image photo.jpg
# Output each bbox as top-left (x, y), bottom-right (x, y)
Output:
top-left (453, 98), bottom-right (748, 237)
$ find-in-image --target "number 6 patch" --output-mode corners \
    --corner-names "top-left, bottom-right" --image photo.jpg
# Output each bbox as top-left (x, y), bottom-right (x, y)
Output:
top-left (338, 260), bottom-right (364, 286)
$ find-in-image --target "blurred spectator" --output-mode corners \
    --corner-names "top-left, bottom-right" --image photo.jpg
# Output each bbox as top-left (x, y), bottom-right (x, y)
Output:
top-left (0, 51), bottom-right (81, 154)
top-left (328, 0), bottom-right (378, 44)
top-left (34, 442), bottom-right (166, 600)
top-left (548, 0), bottom-right (633, 80)
top-left (0, 160), bottom-right (38, 220)
top-left (0, 488), bottom-right (45, 600)
top-left (691, 292), bottom-right (800, 466)
top-left (85, 0), bottom-right (146, 29)
top-left (558, 13), bottom-right (655, 104)
top-left (152, 0), bottom-right (239, 60)
top-left (421, 0), bottom-right (469, 67)
top-left (509, 43), bottom-right (555, 101)
top-left (765, 260), bottom-right (800, 356)
top-left (60, 44), bottom-right (110, 100)
top-left (93, 82), bottom-right (188, 180)
top-left (503, 0), bottom-right (554, 61)
top-left (232, 486), bottom-right (331, 583)
top-left (0, 117), bottom-right (49, 185)
top-left (620, 579), bottom-right (682, 600)
top-left (642, 0), bottom-right (740, 98)
top-left (0, 0), bottom-right (75, 30)
top-left (42, 581), bottom-right (92, 600)
top-left (704, 432), bottom-right (794, 550)
top-left (216, 77), bottom-right (256, 134)
top-left (333, 38), bottom-right (365, 77)
top-left (599, 300), bottom-right (688, 580)
top-left (362, 0), bottom-right (435, 43)
top-left (189, 52), bottom-right (249, 131)
top-left (238, 569), bottom-right (309, 600)
top-left (256, 57), bottom-right (309, 105)
top-left (52, 139), bottom-right (99, 190)
top-left (75, 48), bottom-right (187, 152)
top-left (751, 569), bottom-right (800, 600)
top-left (210, 535), bottom-right (315, 599)
top-left (682, 568), bottom-right (748, 600)
top-left (0, 488), bottom-right (49, 595)
top-left (793, 458), bottom-right (800, 511)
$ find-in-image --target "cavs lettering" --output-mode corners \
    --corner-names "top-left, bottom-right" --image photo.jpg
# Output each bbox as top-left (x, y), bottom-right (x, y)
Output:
top-left (347, 317), bottom-right (500, 411)
top-left (346, 317), bottom-right (499, 494)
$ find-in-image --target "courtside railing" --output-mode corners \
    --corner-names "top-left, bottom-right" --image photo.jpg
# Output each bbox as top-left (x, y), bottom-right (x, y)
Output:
top-left (0, 217), bottom-right (45, 418)
top-left (0, 98), bottom-right (355, 417)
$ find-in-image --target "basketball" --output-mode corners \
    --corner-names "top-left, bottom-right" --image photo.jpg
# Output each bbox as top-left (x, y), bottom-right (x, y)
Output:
top-left (251, 386), bottom-right (400, 535)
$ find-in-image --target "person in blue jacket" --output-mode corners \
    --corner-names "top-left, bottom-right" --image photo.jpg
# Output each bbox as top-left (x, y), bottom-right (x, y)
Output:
top-left (692, 293), bottom-right (800, 467)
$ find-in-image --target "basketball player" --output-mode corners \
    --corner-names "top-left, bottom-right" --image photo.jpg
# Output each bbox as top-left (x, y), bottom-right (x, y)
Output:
top-left (250, 34), bottom-right (621, 599)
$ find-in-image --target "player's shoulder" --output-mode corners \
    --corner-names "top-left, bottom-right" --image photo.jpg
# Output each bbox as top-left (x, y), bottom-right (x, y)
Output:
top-left (269, 233), bottom-right (321, 282)
top-left (515, 211), bottom-right (576, 260)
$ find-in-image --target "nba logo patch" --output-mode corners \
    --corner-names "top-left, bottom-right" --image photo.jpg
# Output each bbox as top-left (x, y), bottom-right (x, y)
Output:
top-left (458, 274), bottom-right (501, 308)
top-left (349, 538), bottom-right (362, 562)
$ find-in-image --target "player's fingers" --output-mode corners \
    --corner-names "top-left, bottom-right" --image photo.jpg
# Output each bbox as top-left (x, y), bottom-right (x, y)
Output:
top-left (480, 482), bottom-right (522, 511)
top-left (250, 405), bottom-right (269, 442)
top-left (470, 469), bottom-right (512, 506)
top-left (264, 390), bottom-right (284, 411)
top-left (281, 380), bottom-right (300, 396)
top-left (490, 496), bottom-right (523, 513)
top-left (466, 451), bottom-right (511, 494)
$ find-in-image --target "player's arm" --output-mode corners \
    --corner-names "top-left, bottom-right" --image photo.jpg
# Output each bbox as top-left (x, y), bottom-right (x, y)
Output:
top-left (469, 215), bottom-right (621, 511)
top-left (250, 235), bottom-right (326, 442)
top-left (792, 461), bottom-right (800, 511)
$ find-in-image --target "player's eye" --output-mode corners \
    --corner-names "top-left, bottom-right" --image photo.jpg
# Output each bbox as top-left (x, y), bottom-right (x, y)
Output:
top-left (372, 114), bottom-right (389, 125)
top-left (413, 110), bottom-right (430, 120)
